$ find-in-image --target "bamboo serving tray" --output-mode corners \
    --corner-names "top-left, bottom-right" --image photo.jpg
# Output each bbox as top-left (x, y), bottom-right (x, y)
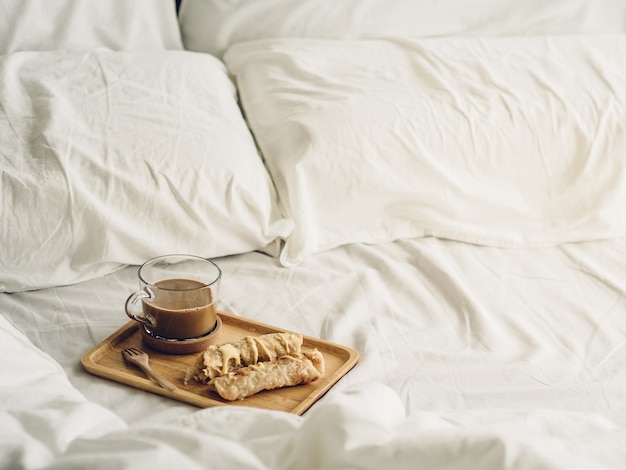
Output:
top-left (81, 311), bottom-right (359, 415)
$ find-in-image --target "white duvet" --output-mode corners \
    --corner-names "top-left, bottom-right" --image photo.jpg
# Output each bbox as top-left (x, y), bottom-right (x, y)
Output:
top-left (3, 238), bottom-right (626, 469)
top-left (5, 1), bottom-right (626, 469)
top-left (3, 308), bottom-right (625, 470)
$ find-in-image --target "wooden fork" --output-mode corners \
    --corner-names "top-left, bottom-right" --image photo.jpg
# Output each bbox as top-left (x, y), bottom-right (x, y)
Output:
top-left (122, 347), bottom-right (179, 393)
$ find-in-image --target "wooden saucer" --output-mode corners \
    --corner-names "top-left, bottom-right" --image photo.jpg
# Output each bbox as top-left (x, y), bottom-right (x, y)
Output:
top-left (140, 316), bottom-right (223, 355)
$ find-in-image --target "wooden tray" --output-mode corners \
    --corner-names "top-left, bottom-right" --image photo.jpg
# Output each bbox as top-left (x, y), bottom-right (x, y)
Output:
top-left (81, 311), bottom-right (359, 415)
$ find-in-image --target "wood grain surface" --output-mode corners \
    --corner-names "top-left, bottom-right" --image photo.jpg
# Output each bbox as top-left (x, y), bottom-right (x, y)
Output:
top-left (81, 311), bottom-right (359, 415)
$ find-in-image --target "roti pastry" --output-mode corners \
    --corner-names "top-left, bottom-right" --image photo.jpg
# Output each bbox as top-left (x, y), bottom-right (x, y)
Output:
top-left (185, 332), bottom-right (304, 384)
top-left (213, 349), bottom-right (325, 401)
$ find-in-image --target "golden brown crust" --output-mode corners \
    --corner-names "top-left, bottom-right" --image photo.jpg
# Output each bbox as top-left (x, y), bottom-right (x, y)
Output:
top-left (184, 332), bottom-right (303, 384)
top-left (213, 349), bottom-right (325, 401)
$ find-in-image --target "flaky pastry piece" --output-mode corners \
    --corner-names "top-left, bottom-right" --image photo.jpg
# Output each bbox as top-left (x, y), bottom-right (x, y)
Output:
top-left (213, 349), bottom-right (325, 401)
top-left (185, 332), bottom-right (303, 385)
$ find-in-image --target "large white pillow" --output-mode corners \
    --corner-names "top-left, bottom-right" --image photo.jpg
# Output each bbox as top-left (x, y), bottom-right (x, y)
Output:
top-left (224, 36), bottom-right (626, 266)
top-left (0, 0), bottom-right (182, 54)
top-left (0, 50), bottom-right (292, 292)
top-left (180, 0), bottom-right (626, 57)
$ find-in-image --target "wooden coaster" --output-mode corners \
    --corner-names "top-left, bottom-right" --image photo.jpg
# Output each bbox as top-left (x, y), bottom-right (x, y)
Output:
top-left (139, 316), bottom-right (223, 355)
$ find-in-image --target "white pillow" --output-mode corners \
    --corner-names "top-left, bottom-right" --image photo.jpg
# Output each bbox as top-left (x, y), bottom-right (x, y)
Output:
top-left (224, 36), bottom-right (626, 266)
top-left (180, 0), bottom-right (626, 57)
top-left (0, 0), bottom-right (182, 54)
top-left (0, 50), bottom-right (292, 292)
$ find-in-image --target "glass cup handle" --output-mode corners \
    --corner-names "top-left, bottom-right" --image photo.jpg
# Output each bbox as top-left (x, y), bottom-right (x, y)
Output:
top-left (124, 289), bottom-right (157, 328)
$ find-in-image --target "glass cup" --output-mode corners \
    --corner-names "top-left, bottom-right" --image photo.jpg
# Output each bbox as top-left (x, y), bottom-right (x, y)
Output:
top-left (125, 254), bottom-right (221, 340)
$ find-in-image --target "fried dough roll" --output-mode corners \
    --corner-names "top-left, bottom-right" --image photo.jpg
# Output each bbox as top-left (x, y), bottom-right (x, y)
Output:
top-left (185, 332), bottom-right (303, 384)
top-left (213, 349), bottom-right (325, 401)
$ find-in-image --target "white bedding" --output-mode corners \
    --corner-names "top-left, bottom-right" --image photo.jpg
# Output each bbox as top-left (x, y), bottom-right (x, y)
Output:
top-left (180, 0), bottom-right (626, 57)
top-left (0, 0), bottom-right (182, 54)
top-left (225, 35), bottom-right (626, 265)
top-left (0, 50), bottom-right (290, 292)
top-left (3, 238), bottom-right (626, 468)
top-left (4, 0), bottom-right (626, 468)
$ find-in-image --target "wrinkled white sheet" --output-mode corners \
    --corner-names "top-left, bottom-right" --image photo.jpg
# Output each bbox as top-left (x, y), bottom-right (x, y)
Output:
top-left (3, 237), bottom-right (626, 468)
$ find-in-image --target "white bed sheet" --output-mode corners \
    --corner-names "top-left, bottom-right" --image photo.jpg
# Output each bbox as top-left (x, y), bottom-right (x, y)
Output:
top-left (2, 237), bottom-right (626, 468)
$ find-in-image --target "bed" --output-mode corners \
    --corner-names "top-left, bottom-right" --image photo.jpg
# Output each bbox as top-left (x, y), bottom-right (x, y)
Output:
top-left (2, 0), bottom-right (626, 468)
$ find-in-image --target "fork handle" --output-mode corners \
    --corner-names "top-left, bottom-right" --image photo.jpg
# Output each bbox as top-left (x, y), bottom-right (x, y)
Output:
top-left (137, 364), bottom-right (179, 393)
